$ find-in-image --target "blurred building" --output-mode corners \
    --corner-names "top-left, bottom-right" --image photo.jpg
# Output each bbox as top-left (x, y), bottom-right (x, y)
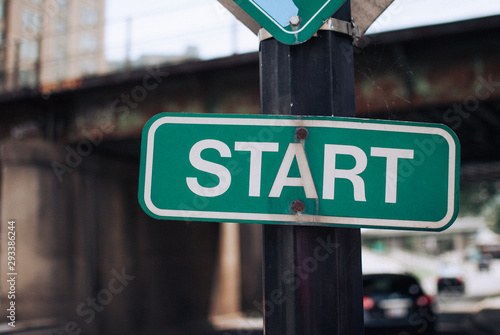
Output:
top-left (0, 0), bottom-right (106, 93)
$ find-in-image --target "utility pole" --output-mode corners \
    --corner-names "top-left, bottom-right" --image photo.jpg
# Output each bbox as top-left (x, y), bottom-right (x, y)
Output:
top-left (13, 39), bottom-right (20, 90)
top-left (125, 17), bottom-right (132, 71)
top-left (260, 1), bottom-right (364, 334)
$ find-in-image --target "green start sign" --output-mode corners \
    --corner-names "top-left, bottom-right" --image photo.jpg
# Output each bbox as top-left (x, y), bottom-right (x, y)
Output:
top-left (139, 114), bottom-right (460, 231)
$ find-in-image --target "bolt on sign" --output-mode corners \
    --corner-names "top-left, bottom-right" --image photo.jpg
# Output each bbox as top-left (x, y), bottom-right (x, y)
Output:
top-left (139, 113), bottom-right (460, 231)
top-left (218, 0), bottom-right (395, 44)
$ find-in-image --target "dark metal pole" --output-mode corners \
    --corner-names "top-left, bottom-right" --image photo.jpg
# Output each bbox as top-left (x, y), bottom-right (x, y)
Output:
top-left (260, 1), bottom-right (364, 334)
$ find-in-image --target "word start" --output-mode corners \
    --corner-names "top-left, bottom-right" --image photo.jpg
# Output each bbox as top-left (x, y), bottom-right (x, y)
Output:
top-left (186, 140), bottom-right (414, 203)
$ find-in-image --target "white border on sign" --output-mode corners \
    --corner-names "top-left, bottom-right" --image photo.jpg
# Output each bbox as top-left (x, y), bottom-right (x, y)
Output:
top-left (143, 116), bottom-right (457, 230)
top-left (248, 0), bottom-right (333, 35)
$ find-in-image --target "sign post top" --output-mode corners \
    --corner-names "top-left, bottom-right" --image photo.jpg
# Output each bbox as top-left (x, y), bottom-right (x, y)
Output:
top-left (221, 0), bottom-right (347, 44)
top-left (218, 0), bottom-right (395, 44)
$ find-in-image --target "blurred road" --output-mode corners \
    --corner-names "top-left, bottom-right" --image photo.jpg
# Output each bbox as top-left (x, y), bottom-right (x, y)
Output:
top-left (4, 249), bottom-right (500, 335)
top-left (208, 250), bottom-right (500, 335)
top-left (364, 248), bottom-right (500, 335)
top-left (1, 304), bottom-right (497, 335)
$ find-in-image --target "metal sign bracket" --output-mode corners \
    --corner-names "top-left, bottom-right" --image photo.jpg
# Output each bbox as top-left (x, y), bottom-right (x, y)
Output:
top-left (320, 17), bottom-right (361, 38)
top-left (259, 18), bottom-right (360, 42)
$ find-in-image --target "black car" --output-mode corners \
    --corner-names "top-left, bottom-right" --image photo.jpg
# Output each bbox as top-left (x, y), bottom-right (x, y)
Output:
top-left (436, 263), bottom-right (465, 295)
top-left (477, 254), bottom-right (492, 272)
top-left (363, 273), bottom-right (436, 335)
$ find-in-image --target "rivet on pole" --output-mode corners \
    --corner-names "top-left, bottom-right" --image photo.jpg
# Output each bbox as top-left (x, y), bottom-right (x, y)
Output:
top-left (291, 200), bottom-right (305, 213)
top-left (295, 127), bottom-right (309, 140)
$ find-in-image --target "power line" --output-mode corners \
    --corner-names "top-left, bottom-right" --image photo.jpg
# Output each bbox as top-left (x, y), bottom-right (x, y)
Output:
top-left (21, 0), bottom-right (220, 43)
top-left (105, 0), bottom-right (212, 23)
top-left (1, 23), bottom-right (237, 74)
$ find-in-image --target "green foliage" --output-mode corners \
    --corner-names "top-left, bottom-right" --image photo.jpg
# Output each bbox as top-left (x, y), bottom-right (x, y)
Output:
top-left (486, 196), bottom-right (500, 234)
top-left (460, 182), bottom-right (500, 234)
top-left (459, 183), bottom-right (496, 216)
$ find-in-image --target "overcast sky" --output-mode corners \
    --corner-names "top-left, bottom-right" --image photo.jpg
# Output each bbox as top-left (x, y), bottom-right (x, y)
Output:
top-left (104, 0), bottom-right (500, 62)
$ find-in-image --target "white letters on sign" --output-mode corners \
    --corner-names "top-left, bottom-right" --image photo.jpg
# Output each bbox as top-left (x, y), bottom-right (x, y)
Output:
top-left (186, 139), bottom-right (232, 197)
top-left (186, 140), bottom-right (414, 203)
top-left (323, 145), bottom-right (367, 202)
top-left (269, 143), bottom-right (318, 199)
top-left (234, 142), bottom-right (279, 197)
top-left (371, 148), bottom-right (414, 203)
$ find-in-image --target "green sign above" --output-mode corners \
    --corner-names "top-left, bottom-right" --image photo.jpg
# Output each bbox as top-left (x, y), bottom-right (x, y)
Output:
top-left (139, 113), bottom-right (460, 231)
top-left (221, 0), bottom-right (347, 44)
